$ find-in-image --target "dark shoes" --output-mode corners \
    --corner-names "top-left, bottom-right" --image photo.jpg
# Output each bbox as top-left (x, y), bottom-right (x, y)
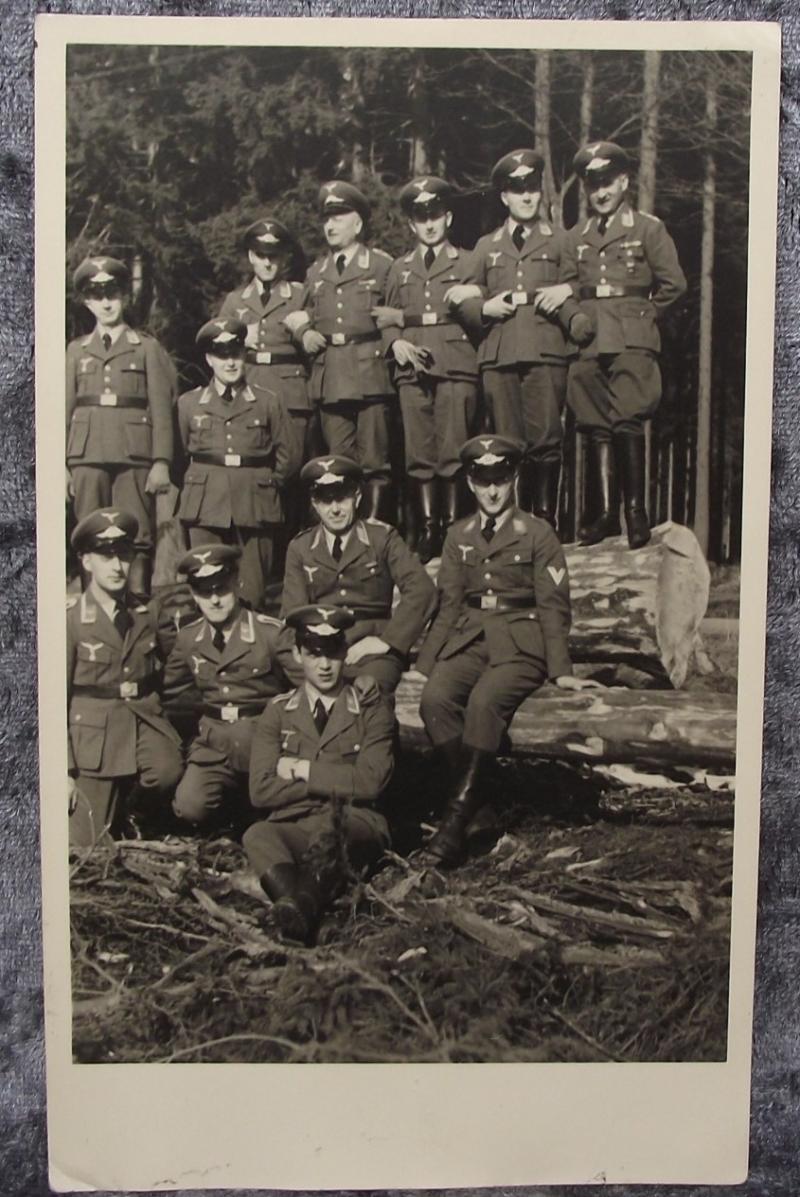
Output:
top-left (421, 749), bottom-right (488, 868)
top-left (260, 863), bottom-right (322, 946)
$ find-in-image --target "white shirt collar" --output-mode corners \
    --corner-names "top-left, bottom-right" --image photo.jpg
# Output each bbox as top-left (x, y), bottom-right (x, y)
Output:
top-left (304, 681), bottom-right (338, 713)
top-left (332, 242), bottom-right (360, 268)
top-left (97, 322), bottom-right (126, 344)
top-left (479, 506), bottom-right (513, 532)
top-left (323, 526), bottom-right (353, 554)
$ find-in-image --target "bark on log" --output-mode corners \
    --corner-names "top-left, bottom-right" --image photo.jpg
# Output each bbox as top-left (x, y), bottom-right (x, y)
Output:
top-left (396, 676), bottom-right (736, 769)
top-left (563, 521), bottom-right (713, 687)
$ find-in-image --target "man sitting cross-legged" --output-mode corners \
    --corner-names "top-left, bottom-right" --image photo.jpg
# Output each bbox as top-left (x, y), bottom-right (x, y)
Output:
top-left (244, 605), bottom-right (393, 945)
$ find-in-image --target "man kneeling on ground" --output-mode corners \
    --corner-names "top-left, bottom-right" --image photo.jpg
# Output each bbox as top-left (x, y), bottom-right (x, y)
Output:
top-left (244, 605), bottom-right (393, 945)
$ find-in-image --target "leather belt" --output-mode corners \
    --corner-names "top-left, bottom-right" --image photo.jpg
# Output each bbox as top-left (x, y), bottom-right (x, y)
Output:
top-left (323, 330), bottom-right (382, 347)
top-left (466, 593), bottom-right (537, 613)
top-left (579, 285), bottom-right (651, 300)
top-left (191, 452), bottom-right (274, 469)
top-left (202, 701), bottom-right (267, 723)
top-left (72, 679), bottom-right (157, 700)
top-left (246, 349), bottom-right (302, 365)
top-left (76, 394), bottom-right (148, 409)
top-left (403, 313), bottom-right (456, 328)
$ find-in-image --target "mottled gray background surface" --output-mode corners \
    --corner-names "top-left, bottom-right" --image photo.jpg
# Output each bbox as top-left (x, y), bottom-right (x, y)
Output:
top-left (3, 1), bottom-right (798, 1192)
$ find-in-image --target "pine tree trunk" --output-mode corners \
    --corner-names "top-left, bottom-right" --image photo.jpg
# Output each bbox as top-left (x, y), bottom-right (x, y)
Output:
top-left (409, 55), bottom-right (432, 176)
top-left (578, 53), bottom-right (594, 224)
top-left (695, 72), bottom-right (717, 556)
top-left (534, 51), bottom-right (558, 225)
top-left (639, 50), bottom-right (661, 509)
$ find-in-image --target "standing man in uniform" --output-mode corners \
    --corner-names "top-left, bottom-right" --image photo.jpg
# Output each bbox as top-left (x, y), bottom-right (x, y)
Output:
top-left (376, 176), bottom-right (479, 563)
top-left (447, 152), bottom-right (590, 530)
top-left (163, 545), bottom-right (288, 829)
top-left (244, 606), bottom-right (393, 945)
top-left (176, 318), bottom-right (299, 608)
top-left (278, 456), bottom-right (436, 697)
top-left (66, 257), bottom-right (175, 597)
top-left (217, 217), bottom-right (314, 539)
top-left (283, 182), bottom-right (396, 522)
top-left (416, 436), bottom-right (598, 867)
top-left (67, 508), bottom-right (183, 847)
top-left (557, 142), bottom-right (687, 549)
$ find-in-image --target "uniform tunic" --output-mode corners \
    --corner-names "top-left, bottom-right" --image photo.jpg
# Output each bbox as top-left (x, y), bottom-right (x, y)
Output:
top-left (277, 518), bottom-right (437, 694)
top-left (383, 242), bottom-right (478, 479)
top-left (459, 221), bottom-right (580, 462)
top-left (560, 203), bottom-right (687, 432)
top-left (417, 507), bottom-right (572, 753)
top-left (163, 607), bottom-right (288, 824)
top-left (67, 590), bottom-right (182, 845)
top-left (65, 325), bottom-right (176, 548)
top-left (299, 245), bottom-right (395, 475)
top-left (176, 381), bottom-right (300, 605)
top-left (243, 676), bottom-right (392, 879)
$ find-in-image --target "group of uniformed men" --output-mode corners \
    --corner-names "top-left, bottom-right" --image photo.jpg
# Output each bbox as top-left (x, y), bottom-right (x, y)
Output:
top-left (66, 141), bottom-right (686, 944)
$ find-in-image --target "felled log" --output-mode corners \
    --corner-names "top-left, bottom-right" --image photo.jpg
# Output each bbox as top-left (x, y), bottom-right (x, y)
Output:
top-left (563, 521), bottom-right (713, 688)
top-left (395, 676), bottom-right (736, 769)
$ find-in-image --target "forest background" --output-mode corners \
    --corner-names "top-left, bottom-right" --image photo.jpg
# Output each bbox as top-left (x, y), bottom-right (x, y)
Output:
top-left (65, 45), bottom-right (752, 562)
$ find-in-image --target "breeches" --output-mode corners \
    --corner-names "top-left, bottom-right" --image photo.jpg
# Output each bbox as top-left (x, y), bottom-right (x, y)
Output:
top-left (242, 804), bottom-right (390, 878)
top-left (483, 364), bottom-right (567, 462)
top-left (567, 352), bottom-right (662, 435)
top-left (71, 464), bottom-right (154, 551)
top-left (398, 377), bottom-right (476, 479)
top-left (320, 401), bottom-right (390, 477)
top-left (420, 637), bottom-right (546, 753)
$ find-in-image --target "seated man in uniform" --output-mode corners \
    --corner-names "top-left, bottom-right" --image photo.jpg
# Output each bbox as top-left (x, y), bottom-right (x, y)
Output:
top-left (416, 436), bottom-right (599, 867)
top-left (244, 605), bottom-right (393, 945)
top-left (163, 545), bottom-right (288, 829)
top-left (67, 508), bottom-right (182, 847)
top-left (277, 455), bottom-right (436, 696)
top-left (176, 318), bottom-right (299, 608)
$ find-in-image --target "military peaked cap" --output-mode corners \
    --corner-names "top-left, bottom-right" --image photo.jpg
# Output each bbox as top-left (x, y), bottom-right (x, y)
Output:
top-left (178, 544), bottom-right (241, 589)
top-left (573, 142), bottom-right (631, 182)
top-left (73, 256), bottom-right (130, 293)
top-left (286, 604), bottom-right (354, 654)
top-left (491, 149), bottom-right (544, 190)
top-left (399, 176), bottom-right (453, 216)
top-left (460, 435), bottom-right (524, 478)
top-left (196, 318), bottom-right (247, 355)
top-left (244, 217), bottom-right (297, 254)
top-left (71, 507), bottom-right (138, 553)
top-left (301, 455), bottom-right (363, 491)
top-left (318, 181), bottom-right (370, 220)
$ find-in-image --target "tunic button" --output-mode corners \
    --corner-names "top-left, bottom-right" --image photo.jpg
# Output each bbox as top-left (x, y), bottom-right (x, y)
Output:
top-left (337, 303), bottom-right (343, 309)
top-left (600, 251), bottom-right (605, 258)
top-left (220, 671), bottom-right (226, 677)
top-left (340, 589), bottom-right (347, 597)
top-left (336, 288), bottom-right (343, 295)
top-left (484, 572), bottom-right (491, 580)
top-left (424, 304), bottom-right (431, 311)
top-left (487, 588), bottom-right (494, 596)
top-left (517, 270), bottom-right (523, 277)
top-left (252, 668), bottom-right (258, 674)
top-left (336, 317), bottom-right (343, 324)
top-left (75, 714), bottom-right (81, 721)
top-left (123, 667), bottom-right (130, 674)
top-left (222, 686), bottom-right (230, 695)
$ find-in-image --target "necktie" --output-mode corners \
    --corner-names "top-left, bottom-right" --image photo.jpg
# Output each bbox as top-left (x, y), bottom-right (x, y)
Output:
top-left (261, 287), bottom-right (271, 309)
top-left (482, 517), bottom-right (497, 544)
top-left (424, 247), bottom-right (435, 270)
top-left (102, 333), bottom-right (112, 352)
top-left (331, 534), bottom-right (343, 562)
top-left (336, 253), bottom-right (346, 275)
top-left (512, 225), bottom-right (526, 252)
top-left (313, 698), bottom-right (329, 736)
top-left (597, 216), bottom-right (608, 237)
top-left (212, 628), bottom-right (225, 653)
top-left (112, 603), bottom-right (131, 639)
top-left (221, 385), bottom-right (234, 403)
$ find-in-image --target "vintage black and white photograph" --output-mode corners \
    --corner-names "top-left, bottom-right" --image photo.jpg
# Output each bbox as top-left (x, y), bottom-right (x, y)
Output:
top-left (37, 14), bottom-right (779, 1190)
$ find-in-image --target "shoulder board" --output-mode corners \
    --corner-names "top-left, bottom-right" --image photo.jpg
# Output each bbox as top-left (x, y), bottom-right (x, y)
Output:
top-left (372, 247), bottom-right (392, 260)
top-left (271, 690), bottom-right (294, 705)
top-left (178, 385), bottom-right (203, 402)
top-left (132, 603), bottom-right (149, 614)
top-left (491, 228), bottom-right (504, 243)
top-left (365, 517), bottom-right (392, 529)
top-left (256, 613), bottom-right (282, 627)
top-left (125, 329), bottom-right (142, 345)
top-left (403, 250), bottom-right (415, 264)
top-left (241, 281), bottom-right (256, 299)
top-left (638, 210), bottom-right (661, 224)
top-left (289, 525), bottom-right (315, 546)
top-left (66, 595), bottom-right (79, 610)
top-left (446, 245), bottom-right (458, 259)
top-left (512, 515), bottom-right (530, 534)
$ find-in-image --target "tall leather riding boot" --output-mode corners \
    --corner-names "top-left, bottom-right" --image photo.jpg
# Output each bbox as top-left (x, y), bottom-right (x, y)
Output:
top-left (531, 459), bottom-right (561, 529)
top-left (615, 431), bottom-right (651, 549)
top-left (440, 476), bottom-right (460, 537)
top-left (414, 479), bottom-right (439, 564)
top-left (578, 436), bottom-right (622, 545)
top-left (423, 749), bottom-right (488, 867)
top-left (516, 461), bottom-right (534, 513)
top-left (260, 863), bottom-right (322, 945)
top-left (128, 552), bottom-right (152, 600)
top-left (361, 477), bottom-right (393, 523)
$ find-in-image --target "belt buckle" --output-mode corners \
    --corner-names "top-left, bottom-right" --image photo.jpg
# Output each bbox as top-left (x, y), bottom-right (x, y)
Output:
top-left (421, 312), bottom-right (437, 326)
top-left (331, 332), bottom-right (346, 346)
top-left (480, 594), bottom-right (498, 611)
top-left (256, 351), bottom-right (271, 364)
top-left (220, 703), bottom-right (239, 723)
top-left (511, 291), bottom-right (528, 307)
top-left (100, 392), bottom-right (118, 406)
top-left (595, 284), bottom-right (612, 298)
top-left (224, 453), bottom-right (242, 467)
top-left (119, 681), bottom-right (138, 698)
